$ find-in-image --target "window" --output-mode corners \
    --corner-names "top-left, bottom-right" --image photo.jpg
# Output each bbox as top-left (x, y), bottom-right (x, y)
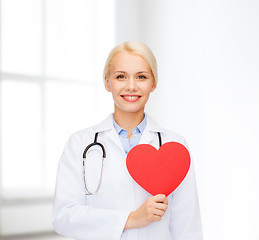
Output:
top-left (0, 0), bottom-right (115, 198)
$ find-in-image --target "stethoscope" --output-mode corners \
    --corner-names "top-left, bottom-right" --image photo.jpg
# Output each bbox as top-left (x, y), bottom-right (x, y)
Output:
top-left (83, 132), bottom-right (162, 195)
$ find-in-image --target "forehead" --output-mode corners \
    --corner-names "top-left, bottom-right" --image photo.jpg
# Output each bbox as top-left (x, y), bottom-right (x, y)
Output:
top-left (110, 51), bottom-right (150, 72)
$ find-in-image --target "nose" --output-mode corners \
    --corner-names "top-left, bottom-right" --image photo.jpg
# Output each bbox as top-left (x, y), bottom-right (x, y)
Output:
top-left (126, 77), bottom-right (137, 91)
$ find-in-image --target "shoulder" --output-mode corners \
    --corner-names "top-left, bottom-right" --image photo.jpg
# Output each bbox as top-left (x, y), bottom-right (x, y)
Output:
top-left (146, 114), bottom-right (187, 146)
top-left (161, 127), bottom-right (187, 148)
top-left (67, 114), bottom-right (113, 144)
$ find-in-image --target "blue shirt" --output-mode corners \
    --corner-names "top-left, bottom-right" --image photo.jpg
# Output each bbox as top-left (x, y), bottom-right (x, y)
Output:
top-left (112, 114), bottom-right (147, 154)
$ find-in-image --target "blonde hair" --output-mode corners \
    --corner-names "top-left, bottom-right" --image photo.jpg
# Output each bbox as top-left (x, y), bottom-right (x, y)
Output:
top-left (103, 41), bottom-right (158, 87)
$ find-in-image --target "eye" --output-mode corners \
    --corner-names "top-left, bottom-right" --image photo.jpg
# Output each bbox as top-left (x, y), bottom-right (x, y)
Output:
top-left (138, 75), bottom-right (147, 79)
top-left (116, 75), bottom-right (125, 79)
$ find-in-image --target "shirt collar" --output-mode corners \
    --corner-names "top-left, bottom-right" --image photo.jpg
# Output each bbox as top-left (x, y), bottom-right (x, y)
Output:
top-left (93, 113), bottom-right (166, 134)
top-left (112, 113), bottom-right (147, 135)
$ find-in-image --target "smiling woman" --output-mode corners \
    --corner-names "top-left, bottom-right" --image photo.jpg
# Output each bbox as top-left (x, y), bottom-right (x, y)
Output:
top-left (52, 41), bottom-right (203, 240)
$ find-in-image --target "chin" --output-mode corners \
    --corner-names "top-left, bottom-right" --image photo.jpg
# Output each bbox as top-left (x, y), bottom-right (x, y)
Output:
top-left (124, 108), bottom-right (145, 114)
top-left (116, 105), bottom-right (144, 114)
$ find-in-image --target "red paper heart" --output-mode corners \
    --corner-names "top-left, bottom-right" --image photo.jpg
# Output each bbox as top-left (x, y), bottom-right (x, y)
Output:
top-left (126, 142), bottom-right (190, 196)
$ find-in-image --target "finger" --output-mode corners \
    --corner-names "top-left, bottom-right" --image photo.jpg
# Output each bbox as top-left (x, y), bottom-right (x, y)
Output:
top-left (153, 208), bottom-right (166, 217)
top-left (153, 194), bottom-right (168, 205)
top-left (154, 202), bottom-right (168, 211)
top-left (153, 194), bottom-right (166, 203)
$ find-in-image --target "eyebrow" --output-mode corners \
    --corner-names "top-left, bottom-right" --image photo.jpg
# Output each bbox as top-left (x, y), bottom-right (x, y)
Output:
top-left (114, 71), bottom-right (149, 74)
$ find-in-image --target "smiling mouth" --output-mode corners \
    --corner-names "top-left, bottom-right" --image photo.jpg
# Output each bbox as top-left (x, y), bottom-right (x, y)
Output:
top-left (121, 95), bottom-right (141, 102)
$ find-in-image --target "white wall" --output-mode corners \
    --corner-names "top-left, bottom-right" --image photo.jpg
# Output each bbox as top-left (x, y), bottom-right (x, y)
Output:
top-left (115, 0), bottom-right (259, 239)
top-left (1, 0), bottom-right (258, 238)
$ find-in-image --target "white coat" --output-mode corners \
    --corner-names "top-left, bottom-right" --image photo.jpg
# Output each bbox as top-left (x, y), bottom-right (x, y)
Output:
top-left (52, 114), bottom-right (203, 240)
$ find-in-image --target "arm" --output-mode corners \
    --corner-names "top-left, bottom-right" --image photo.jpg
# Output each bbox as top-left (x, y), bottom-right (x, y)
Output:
top-left (52, 134), bottom-right (130, 240)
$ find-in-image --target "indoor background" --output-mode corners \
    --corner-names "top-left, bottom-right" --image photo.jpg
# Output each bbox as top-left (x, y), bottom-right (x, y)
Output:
top-left (0, 0), bottom-right (258, 240)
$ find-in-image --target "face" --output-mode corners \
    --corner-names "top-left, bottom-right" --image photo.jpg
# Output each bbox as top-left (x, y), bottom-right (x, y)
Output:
top-left (105, 51), bottom-right (156, 115)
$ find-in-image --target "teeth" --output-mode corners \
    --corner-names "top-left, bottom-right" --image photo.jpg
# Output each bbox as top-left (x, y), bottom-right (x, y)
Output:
top-left (124, 96), bottom-right (139, 100)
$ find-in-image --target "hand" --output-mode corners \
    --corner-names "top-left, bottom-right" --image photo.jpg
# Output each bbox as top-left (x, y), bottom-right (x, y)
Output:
top-left (124, 194), bottom-right (168, 230)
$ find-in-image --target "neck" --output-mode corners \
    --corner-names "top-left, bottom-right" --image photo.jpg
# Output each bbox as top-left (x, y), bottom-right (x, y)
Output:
top-left (113, 107), bottom-right (145, 135)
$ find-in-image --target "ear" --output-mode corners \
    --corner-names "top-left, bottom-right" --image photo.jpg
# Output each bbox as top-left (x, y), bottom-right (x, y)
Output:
top-left (151, 80), bottom-right (156, 93)
top-left (104, 76), bottom-right (111, 92)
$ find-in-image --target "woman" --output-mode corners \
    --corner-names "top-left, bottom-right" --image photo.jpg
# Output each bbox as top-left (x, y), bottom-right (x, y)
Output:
top-left (52, 41), bottom-right (203, 240)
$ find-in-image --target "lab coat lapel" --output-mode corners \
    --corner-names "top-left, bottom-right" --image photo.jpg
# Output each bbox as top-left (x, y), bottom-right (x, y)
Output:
top-left (139, 126), bottom-right (154, 145)
top-left (139, 114), bottom-right (166, 146)
top-left (106, 128), bottom-right (125, 154)
top-left (94, 114), bottom-right (125, 154)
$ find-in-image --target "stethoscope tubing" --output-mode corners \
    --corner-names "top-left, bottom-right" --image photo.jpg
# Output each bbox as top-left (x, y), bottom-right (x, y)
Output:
top-left (83, 132), bottom-right (162, 195)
